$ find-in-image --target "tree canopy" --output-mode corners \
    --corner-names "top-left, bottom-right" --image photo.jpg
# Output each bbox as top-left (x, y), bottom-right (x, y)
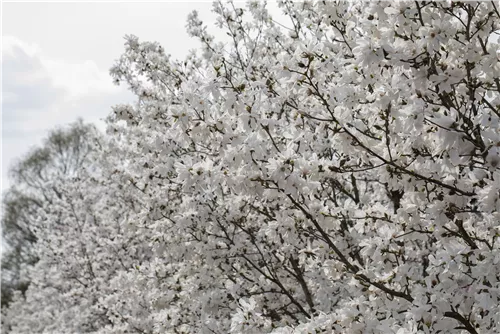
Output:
top-left (1, 119), bottom-right (99, 308)
top-left (3, 1), bottom-right (500, 333)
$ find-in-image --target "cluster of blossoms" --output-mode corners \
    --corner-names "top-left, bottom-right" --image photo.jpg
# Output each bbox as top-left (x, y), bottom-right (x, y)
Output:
top-left (3, 1), bottom-right (500, 333)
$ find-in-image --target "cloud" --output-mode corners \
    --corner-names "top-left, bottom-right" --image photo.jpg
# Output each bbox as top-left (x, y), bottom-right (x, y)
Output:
top-left (43, 59), bottom-right (121, 100)
top-left (2, 37), bottom-right (65, 111)
top-left (2, 36), bottom-right (135, 190)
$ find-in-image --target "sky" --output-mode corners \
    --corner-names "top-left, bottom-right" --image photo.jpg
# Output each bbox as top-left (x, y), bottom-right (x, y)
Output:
top-left (1, 2), bottom-right (223, 191)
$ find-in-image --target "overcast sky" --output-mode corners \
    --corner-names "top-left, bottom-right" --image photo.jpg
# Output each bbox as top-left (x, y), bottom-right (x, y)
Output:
top-left (1, 2), bottom-right (225, 191)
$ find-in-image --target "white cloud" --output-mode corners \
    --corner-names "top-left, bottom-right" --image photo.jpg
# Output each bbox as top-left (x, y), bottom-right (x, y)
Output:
top-left (43, 59), bottom-right (120, 99)
top-left (2, 36), bottom-right (41, 57)
top-left (2, 36), bottom-right (135, 190)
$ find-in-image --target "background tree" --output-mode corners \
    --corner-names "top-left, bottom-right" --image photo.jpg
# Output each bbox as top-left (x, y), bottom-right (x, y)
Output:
top-left (1, 119), bottom-right (99, 308)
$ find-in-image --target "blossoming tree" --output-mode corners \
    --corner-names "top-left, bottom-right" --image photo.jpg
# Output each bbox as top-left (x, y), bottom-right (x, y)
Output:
top-left (1, 120), bottom-right (99, 309)
top-left (4, 1), bottom-right (500, 333)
